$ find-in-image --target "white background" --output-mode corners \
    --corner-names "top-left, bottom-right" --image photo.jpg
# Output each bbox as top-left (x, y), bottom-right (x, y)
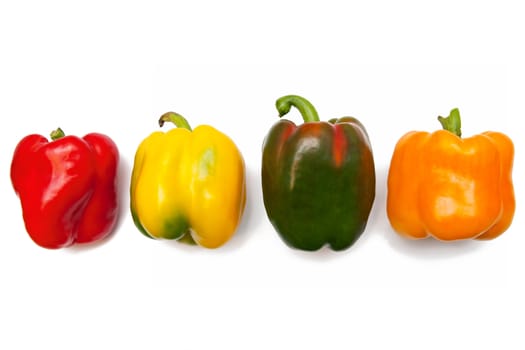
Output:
top-left (1, 1), bottom-right (524, 349)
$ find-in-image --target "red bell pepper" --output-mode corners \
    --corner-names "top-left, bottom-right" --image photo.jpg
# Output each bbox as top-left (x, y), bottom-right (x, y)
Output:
top-left (10, 128), bottom-right (120, 249)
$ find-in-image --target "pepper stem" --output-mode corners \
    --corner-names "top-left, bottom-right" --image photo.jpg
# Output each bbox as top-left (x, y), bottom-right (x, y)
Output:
top-left (50, 128), bottom-right (65, 140)
top-left (159, 112), bottom-right (192, 131)
top-left (438, 108), bottom-right (462, 137)
top-left (276, 95), bottom-right (320, 123)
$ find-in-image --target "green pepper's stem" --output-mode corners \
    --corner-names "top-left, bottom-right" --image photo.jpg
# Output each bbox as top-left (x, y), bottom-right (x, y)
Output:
top-left (276, 95), bottom-right (320, 123)
top-left (159, 112), bottom-right (192, 131)
top-left (438, 108), bottom-right (462, 137)
top-left (50, 128), bottom-right (65, 141)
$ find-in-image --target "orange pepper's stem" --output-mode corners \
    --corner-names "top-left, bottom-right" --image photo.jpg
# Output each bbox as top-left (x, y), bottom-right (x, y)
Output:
top-left (159, 112), bottom-right (192, 131)
top-left (438, 108), bottom-right (462, 137)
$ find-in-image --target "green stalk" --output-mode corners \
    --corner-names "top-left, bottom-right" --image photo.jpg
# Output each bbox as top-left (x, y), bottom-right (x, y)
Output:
top-left (438, 108), bottom-right (462, 137)
top-left (50, 128), bottom-right (66, 140)
top-left (159, 112), bottom-right (192, 130)
top-left (276, 95), bottom-right (320, 123)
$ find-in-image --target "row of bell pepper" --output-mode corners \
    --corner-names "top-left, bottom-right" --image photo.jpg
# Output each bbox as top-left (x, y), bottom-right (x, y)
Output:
top-left (10, 95), bottom-right (515, 250)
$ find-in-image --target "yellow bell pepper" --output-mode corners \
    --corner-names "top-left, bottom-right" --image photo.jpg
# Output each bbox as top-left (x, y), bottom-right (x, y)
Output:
top-left (130, 112), bottom-right (246, 248)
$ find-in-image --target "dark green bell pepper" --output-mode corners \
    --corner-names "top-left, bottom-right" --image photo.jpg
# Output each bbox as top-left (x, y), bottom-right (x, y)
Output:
top-left (262, 95), bottom-right (376, 251)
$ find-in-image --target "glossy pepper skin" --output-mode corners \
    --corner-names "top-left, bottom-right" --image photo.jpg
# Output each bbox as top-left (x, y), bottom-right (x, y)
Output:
top-left (262, 95), bottom-right (376, 251)
top-left (11, 128), bottom-right (119, 249)
top-left (387, 108), bottom-right (515, 241)
top-left (130, 112), bottom-right (246, 249)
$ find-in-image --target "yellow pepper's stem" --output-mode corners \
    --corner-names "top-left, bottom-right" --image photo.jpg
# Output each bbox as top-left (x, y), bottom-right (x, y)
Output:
top-left (438, 108), bottom-right (462, 137)
top-left (159, 112), bottom-right (193, 131)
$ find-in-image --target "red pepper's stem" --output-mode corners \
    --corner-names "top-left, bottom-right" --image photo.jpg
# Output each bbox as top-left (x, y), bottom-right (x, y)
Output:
top-left (50, 128), bottom-right (66, 141)
top-left (159, 112), bottom-right (193, 131)
top-left (276, 95), bottom-right (320, 123)
top-left (438, 108), bottom-right (462, 137)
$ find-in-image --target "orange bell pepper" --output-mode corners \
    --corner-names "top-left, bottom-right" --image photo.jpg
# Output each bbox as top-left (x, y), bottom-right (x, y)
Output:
top-left (387, 108), bottom-right (515, 241)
